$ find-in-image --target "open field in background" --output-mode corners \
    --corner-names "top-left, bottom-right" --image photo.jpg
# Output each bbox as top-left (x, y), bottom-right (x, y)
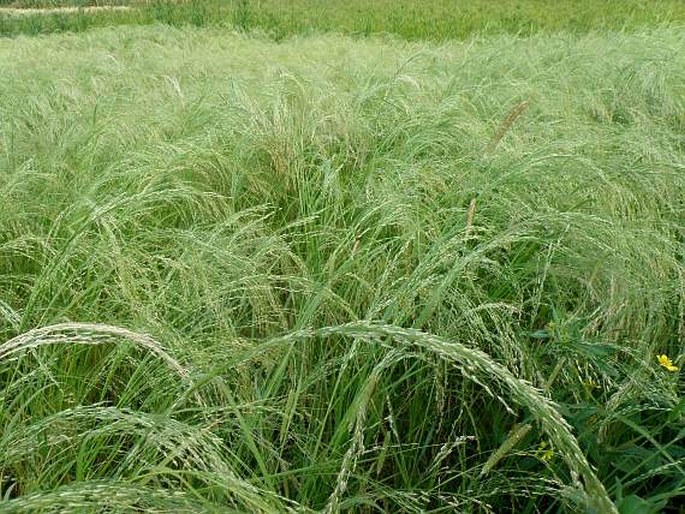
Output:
top-left (1, 3), bottom-right (685, 514)
top-left (0, 0), bottom-right (129, 6)
top-left (2, 0), bottom-right (685, 38)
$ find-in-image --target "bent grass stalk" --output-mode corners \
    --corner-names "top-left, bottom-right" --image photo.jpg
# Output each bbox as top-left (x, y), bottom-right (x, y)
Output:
top-left (271, 322), bottom-right (617, 513)
top-left (0, 322), bottom-right (187, 377)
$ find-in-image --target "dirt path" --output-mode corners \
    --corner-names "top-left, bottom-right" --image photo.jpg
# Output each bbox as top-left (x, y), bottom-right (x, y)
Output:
top-left (0, 5), bottom-right (132, 16)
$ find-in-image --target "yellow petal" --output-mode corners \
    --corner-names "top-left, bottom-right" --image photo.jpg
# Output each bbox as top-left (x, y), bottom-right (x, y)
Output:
top-left (657, 354), bottom-right (679, 372)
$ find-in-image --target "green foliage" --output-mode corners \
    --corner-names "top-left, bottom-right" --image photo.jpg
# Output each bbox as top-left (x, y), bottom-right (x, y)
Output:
top-left (223, 0), bottom-right (685, 41)
top-left (2, 0), bottom-right (685, 39)
top-left (0, 20), bottom-right (684, 514)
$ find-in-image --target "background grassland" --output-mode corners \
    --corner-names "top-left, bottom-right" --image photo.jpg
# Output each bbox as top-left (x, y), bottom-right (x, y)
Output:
top-left (2, 0), bottom-right (685, 39)
top-left (1, 23), bottom-right (684, 513)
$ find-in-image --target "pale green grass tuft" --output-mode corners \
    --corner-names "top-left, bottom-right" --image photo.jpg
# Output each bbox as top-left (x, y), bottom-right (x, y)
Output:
top-left (1, 24), bottom-right (684, 513)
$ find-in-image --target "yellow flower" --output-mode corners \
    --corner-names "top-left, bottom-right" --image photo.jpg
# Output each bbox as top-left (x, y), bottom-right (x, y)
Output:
top-left (657, 354), bottom-right (679, 372)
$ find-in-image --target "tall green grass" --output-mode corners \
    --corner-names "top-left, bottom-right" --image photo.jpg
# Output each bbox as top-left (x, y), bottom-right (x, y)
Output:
top-left (2, 0), bottom-right (685, 39)
top-left (1, 25), bottom-right (684, 512)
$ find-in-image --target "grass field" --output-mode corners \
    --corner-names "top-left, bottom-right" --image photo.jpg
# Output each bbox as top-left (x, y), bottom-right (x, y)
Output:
top-left (1, 2), bottom-right (684, 513)
top-left (2, 0), bottom-right (685, 39)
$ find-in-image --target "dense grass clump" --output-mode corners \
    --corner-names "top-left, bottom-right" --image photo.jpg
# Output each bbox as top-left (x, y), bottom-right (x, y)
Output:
top-left (0, 24), bottom-right (684, 513)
